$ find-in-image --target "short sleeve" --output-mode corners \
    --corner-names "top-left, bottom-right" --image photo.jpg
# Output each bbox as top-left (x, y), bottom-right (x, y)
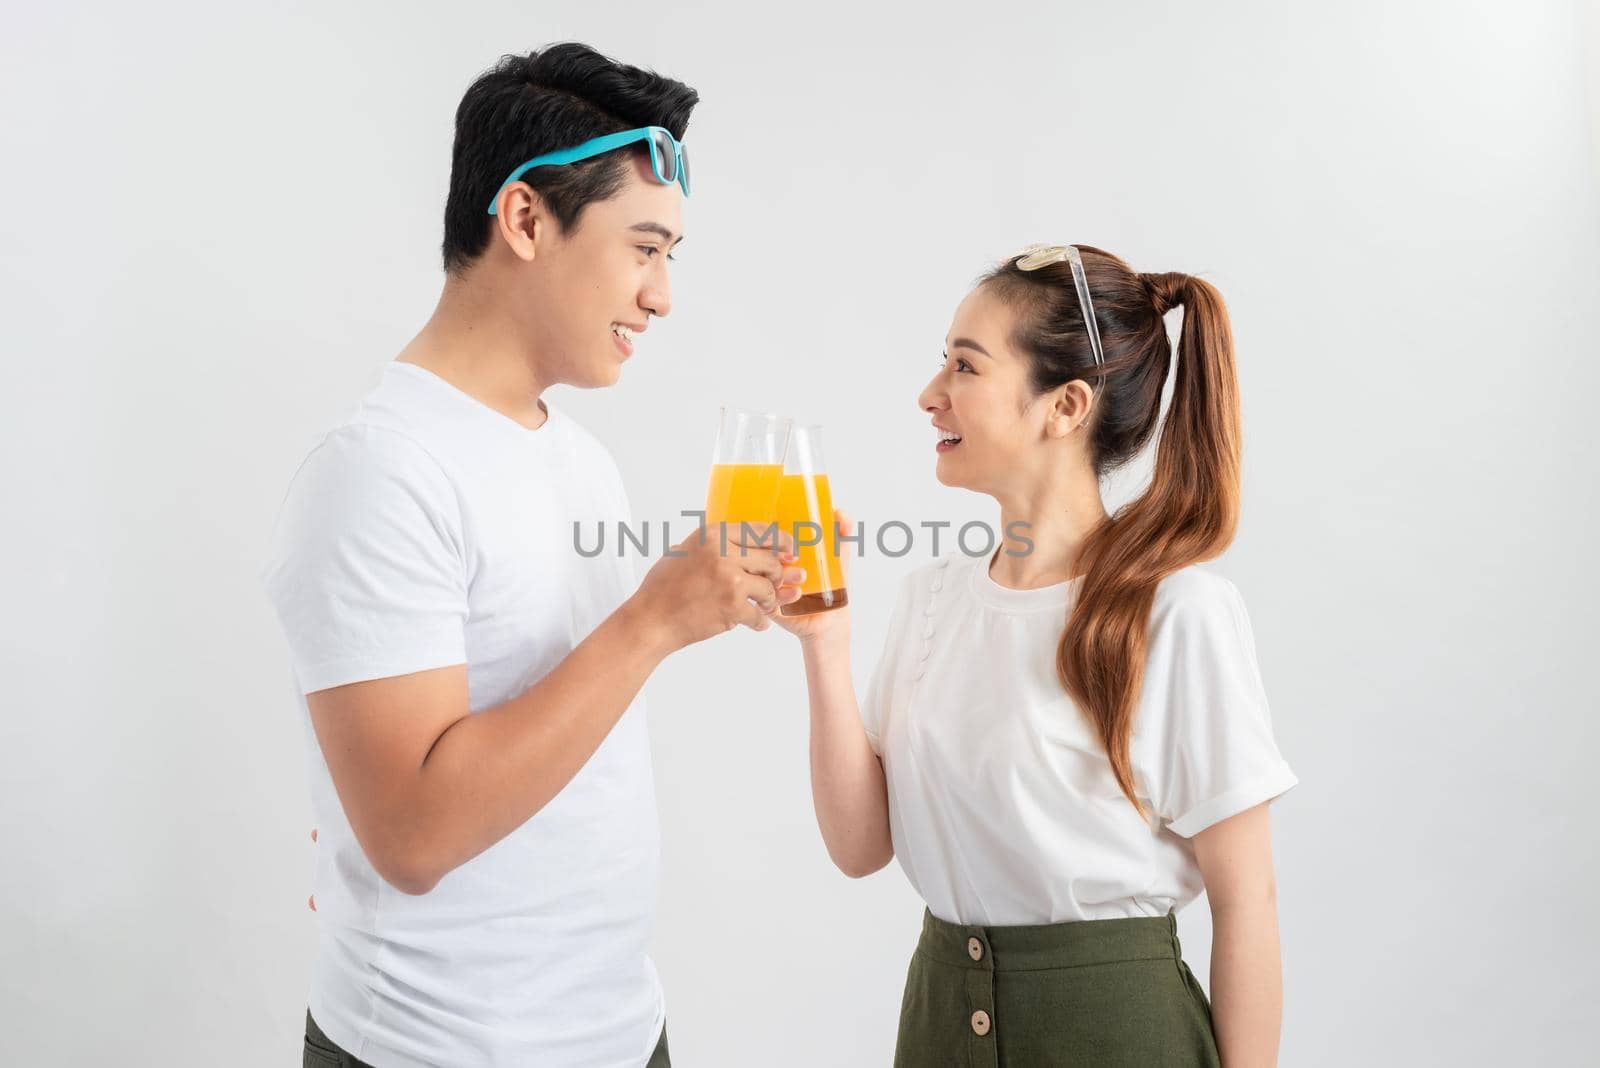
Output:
top-left (859, 571), bottom-right (918, 756)
top-left (260, 426), bottom-right (469, 695)
top-left (1133, 571), bottom-right (1298, 838)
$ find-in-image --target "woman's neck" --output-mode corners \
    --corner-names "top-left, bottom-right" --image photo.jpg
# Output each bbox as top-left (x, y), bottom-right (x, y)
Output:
top-left (990, 480), bottom-right (1109, 590)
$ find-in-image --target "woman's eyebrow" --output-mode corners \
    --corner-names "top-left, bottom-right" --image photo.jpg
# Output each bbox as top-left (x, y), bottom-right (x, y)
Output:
top-left (950, 337), bottom-right (992, 359)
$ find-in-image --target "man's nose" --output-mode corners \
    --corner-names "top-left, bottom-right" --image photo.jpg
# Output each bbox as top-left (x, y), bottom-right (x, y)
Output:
top-left (642, 275), bottom-right (672, 319)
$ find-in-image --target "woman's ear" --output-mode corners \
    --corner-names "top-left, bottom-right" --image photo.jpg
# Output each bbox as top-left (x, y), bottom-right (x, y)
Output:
top-left (1046, 381), bottom-right (1092, 439)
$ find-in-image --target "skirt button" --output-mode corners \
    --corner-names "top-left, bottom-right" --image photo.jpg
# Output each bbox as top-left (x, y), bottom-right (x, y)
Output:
top-left (970, 1009), bottom-right (991, 1036)
top-left (967, 936), bottom-right (983, 961)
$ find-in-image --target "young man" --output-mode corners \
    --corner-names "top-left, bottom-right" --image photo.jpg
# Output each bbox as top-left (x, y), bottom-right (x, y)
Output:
top-left (262, 44), bottom-right (802, 1067)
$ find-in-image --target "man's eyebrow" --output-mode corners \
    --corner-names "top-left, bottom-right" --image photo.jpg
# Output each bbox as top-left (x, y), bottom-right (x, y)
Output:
top-left (949, 337), bottom-right (992, 359)
top-left (629, 222), bottom-right (684, 248)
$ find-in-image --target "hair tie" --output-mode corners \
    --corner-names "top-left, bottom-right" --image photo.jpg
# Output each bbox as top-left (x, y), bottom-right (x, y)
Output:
top-left (1140, 272), bottom-right (1188, 316)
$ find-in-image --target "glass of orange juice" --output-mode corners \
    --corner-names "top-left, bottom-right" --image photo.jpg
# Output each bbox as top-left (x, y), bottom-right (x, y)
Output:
top-left (705, 407), bottom-right (790, 550)
top-left (777, 424), bottom-right (847, 615)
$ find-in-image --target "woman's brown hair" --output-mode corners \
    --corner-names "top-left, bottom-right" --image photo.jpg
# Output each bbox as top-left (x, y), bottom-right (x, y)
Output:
top-left (981, 246), bottom-right (1241, 821)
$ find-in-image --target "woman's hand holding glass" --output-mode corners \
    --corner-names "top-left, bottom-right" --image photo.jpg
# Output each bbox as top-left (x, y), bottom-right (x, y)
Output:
top-left (769, 509), bottom-right (854, 645)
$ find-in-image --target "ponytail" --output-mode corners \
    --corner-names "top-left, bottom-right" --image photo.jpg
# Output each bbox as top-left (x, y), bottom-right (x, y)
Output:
top-left (1056, 272), bottom-right (1242, 821)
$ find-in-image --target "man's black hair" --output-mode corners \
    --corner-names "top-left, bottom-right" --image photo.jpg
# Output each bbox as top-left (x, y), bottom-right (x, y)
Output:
top-left (441, 43), bottom-right (699, 274)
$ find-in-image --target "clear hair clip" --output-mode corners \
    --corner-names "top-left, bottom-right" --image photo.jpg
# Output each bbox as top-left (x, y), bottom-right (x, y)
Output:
top-left (1012, 244), bottom-right (1106, 370)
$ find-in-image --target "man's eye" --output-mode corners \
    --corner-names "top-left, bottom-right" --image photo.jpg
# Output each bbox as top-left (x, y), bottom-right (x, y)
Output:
top-left (639, 246), bottom-right (676, 262)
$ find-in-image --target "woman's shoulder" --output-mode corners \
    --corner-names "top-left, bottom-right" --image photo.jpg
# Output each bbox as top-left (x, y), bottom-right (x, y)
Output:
top-left (1154, 562), bottom-right (1237, 599)
top-left (1150, 564), bottom-right (1246, 630)
top-left (1152, 565), bottom-right (1260, 652)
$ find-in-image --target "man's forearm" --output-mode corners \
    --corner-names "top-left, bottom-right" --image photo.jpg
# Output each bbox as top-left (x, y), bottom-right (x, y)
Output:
top-left (1208, 898), bottom-right (1284, 1068)
top-left (402, 600), bottom-right (673, 891)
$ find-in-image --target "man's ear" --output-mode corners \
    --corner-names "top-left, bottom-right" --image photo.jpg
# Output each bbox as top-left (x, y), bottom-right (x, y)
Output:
top-left (490, 181), bottom-right (550, 264)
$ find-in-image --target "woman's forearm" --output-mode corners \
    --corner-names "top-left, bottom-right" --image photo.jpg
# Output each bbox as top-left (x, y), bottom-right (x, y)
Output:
top-left (1208, 897), bottom-right (1284, 1068)
top-left (801, 628), bottom-right (893, 877)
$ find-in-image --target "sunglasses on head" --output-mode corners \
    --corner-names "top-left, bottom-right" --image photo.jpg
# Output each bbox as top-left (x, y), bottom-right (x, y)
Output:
top-left (1013, 244), bottom-right (1106, 374)
top-left (487, 126), bottom-right (691, 215)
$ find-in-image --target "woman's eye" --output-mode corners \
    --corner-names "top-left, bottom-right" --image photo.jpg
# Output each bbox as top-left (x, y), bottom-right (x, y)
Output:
top-left (940, 353), bottom-right (972, 373)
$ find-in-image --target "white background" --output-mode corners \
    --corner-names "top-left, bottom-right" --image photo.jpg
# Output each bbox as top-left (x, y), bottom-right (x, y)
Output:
top-left (3, 1), bottom-right (1597, 1064)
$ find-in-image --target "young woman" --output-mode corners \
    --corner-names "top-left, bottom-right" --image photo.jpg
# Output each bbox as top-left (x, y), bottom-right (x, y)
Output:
top-left (776, 244), bottom-right (1297, 1066)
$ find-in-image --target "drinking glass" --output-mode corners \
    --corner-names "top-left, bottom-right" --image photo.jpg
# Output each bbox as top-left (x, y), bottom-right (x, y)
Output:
top-left (705, 407), bottom-right (790, 545)
top-left (776, 424), bottom-right (848, 615)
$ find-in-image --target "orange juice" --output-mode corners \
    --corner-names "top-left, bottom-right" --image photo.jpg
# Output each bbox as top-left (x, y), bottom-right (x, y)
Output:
top-left (705, 462), bottom-right (783, 533)
top-left (776, 471), bottom-right (848, 615)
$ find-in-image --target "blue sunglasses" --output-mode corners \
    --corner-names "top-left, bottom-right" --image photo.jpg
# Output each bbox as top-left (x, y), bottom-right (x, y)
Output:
top-left (487, 126), bottom-right (691, 215)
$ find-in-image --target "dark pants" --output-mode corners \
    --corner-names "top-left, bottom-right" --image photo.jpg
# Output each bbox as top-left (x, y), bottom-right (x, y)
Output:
top-left (894, 908), bottom-right (1220, 1067)
top-left (303, 1009), bottom-right (671, 1067)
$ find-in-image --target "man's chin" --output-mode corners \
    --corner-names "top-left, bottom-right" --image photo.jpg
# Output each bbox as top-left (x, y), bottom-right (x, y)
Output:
top-left (571, 358), bottom-right (623, 389)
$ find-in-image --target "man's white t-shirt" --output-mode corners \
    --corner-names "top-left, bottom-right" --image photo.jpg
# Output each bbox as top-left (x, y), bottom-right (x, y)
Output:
top-left (862, 550), bottom-right (1298, 927)
top-left (261, 362), bottom-right (664, 1067)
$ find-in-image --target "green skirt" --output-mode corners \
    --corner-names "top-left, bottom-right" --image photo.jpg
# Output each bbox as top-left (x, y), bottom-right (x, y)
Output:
top-left (894, 908), bottom-right (1220, 1067)
top-left (303, 1009), bottom-right (670, 1066)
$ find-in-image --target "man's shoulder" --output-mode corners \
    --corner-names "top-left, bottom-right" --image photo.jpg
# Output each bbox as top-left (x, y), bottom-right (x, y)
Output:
top-left (283, 423), bottom-right (457, 515)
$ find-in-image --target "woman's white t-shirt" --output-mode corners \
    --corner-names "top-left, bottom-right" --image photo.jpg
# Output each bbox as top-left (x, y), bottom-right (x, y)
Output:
top-left (862, 550), bottom-right (1298, 926)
